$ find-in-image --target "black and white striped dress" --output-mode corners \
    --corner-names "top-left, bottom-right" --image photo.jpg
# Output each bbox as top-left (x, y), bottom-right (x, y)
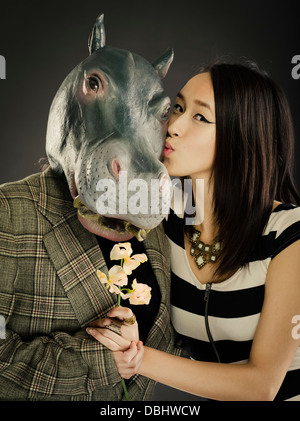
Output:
top-left (164, 203), bottom-right (300, 400)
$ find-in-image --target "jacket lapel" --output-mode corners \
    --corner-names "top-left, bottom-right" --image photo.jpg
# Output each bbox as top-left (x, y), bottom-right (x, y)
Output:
top-left (39, 168), bottom-right (117, 327)
top-left (142, 224), bottom-right (171, 348)
top-left (142, 225), bottom-right (169, 306)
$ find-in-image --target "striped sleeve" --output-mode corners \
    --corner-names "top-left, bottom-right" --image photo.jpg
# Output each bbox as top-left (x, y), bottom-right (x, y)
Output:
top-left (263, 204), bottom-right (300, 259)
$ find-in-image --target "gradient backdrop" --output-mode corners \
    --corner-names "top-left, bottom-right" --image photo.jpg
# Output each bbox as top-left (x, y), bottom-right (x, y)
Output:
top-left (0, 0), bottom-right (299, 401)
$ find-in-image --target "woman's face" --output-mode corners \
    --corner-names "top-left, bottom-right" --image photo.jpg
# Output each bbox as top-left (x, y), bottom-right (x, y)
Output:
top-left (163, 72), bottom-right (216, 179)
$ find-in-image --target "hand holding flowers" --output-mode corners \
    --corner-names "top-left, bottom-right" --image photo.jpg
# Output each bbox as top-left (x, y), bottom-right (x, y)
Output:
top-left (87, 242), bottom-right (151, 400)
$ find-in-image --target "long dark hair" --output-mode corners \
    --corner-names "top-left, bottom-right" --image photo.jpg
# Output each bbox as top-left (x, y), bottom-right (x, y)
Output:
top-left (198, 60), bottom-right (300, 279)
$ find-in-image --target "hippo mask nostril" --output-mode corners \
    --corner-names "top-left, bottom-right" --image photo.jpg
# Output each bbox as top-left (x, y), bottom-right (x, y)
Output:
top-left (158, 172), bottom-right (170, 194)
top-left (69, 172), bottom-right (78, 199)
top-left (111, 158), bottom-right (123, 179)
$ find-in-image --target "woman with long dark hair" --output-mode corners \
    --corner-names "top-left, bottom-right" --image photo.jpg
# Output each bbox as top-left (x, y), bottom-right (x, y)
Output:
top-left (88, 61), bottom-right (300, 400)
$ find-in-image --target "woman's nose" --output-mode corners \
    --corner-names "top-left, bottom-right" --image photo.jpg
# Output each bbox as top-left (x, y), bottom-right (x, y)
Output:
top-left (168, 116), bottom-right (182, 137)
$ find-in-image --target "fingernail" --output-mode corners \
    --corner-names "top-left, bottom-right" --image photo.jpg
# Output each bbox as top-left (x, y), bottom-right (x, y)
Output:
top-left (86, 328), bottom-right (95, 336)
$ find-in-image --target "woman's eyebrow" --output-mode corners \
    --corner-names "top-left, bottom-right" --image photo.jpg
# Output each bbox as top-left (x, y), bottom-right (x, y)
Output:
top-left (177, 91), bottom-right (213, 113)
top-left (176, 92), bottom-right (185, 103)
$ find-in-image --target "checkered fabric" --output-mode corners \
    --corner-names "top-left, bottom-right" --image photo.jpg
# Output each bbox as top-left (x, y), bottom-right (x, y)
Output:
top-left (0, 167), bottom-right (177, 400)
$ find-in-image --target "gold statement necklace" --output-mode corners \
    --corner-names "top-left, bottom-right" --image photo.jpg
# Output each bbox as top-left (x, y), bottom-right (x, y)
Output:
top-left (189, 226), bottom-right (222, 270)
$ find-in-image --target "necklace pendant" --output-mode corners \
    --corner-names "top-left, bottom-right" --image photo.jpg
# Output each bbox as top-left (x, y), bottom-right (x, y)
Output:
top-left (189, 227), bottom-right (222, 270)
top-left (195, 251), bottom-right (208, 269)
top-left (190, 241), bottom-right (209, 270)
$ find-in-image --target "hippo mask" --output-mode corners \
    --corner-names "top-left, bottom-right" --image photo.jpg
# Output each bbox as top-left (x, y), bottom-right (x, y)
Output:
top-left (46, 14), bottom-right (173, 241)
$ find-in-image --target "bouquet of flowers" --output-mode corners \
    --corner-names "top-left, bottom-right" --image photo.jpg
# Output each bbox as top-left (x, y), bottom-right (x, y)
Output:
top-left (96, 242), bottom-right (151, 400)
top-left (97, 242), bottom-right (151, 305)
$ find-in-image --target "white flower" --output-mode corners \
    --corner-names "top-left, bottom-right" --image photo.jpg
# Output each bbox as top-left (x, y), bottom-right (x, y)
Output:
top-left (128, 279), bottom-right (152, 305)
top-left (110, 242), bottom-right (133, 260)
top-left (97, 265), bottom-right (128, 295)
top-left (110, 242), bottom-right (148, 275)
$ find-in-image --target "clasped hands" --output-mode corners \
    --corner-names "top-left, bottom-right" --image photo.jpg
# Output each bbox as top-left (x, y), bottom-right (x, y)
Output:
top-left (86, 306), bottom-right (143, 379)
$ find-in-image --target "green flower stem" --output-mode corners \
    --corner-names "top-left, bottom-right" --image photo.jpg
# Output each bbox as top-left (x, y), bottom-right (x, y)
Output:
top-left (118, 261), bottom-right (130, 401)
top-left (122, 378), bottom-right (130, 401)
top-left (116, 292), bottom-right (130, 401)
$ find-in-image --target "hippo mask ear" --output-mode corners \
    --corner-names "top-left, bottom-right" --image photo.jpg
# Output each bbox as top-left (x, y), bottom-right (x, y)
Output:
top-left (88, 13), bottom-right (106, 54)
top-left (152, 47), bottom-right (174, 79)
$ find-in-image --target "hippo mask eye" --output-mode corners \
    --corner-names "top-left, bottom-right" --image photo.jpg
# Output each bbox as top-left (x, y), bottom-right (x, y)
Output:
top-left (161, 103), bottom-right (171, 121)
top-left (89, 77), bottom-right (100, 91)
top-left (84, 73), bottom-right (104, 94)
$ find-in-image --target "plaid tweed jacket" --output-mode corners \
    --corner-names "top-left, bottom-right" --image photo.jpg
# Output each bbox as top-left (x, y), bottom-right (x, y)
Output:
top-left (0, 167), bottom-right (177, 401)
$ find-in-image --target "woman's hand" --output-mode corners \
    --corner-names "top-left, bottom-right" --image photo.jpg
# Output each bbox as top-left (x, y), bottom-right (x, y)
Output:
top-left (113, 340), bottom-right (144, 379)
top-left (86, 306), bottom-right (139, 351)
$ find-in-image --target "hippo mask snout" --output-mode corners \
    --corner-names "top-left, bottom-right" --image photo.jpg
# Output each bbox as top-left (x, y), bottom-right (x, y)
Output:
top-left (74, 142), bottom-right (172, 235)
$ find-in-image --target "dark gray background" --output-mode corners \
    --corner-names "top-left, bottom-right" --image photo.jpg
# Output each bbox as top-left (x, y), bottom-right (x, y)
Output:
top-left (0, 0), bottom-right (299, 187)
top-left (0, 0), bottom-right (299, 401)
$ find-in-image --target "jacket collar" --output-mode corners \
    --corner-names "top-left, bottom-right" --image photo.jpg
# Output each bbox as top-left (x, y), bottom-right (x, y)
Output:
top-left (38, 166), bottom-right (76, 225)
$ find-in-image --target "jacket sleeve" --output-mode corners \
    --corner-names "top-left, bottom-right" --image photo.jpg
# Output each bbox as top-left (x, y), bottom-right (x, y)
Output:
top-left (0, 328), bottom-right (121, 399)
top-left (0, 189), bottom-right (121, 400)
